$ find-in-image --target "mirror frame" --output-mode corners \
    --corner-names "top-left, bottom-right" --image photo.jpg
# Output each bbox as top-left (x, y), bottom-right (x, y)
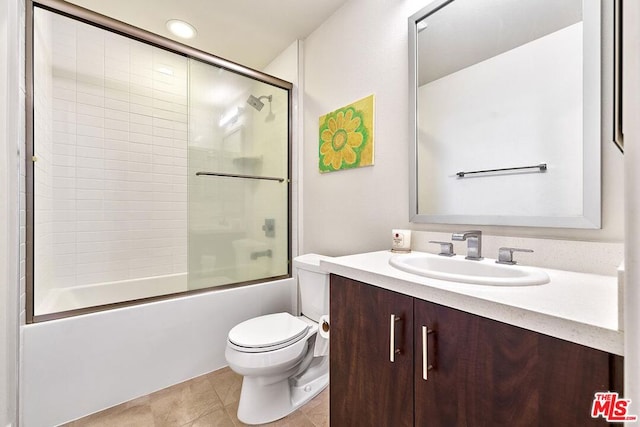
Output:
top-left (408, 0), bottom-right (603, 228)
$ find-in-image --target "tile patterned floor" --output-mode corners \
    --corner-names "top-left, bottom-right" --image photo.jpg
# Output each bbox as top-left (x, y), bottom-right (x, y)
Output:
top-left (63, 367), bottom-right (329, 427)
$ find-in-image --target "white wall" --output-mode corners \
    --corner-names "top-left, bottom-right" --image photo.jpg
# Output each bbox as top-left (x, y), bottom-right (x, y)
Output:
top-left (0, 1), bottom-right (12, 419)
top-left (302, 0), bottom-right (624, 272)
top-left (623, 0), bottom-right (640, 415)
top-left (1, 0), bottom-right (23, 425)
top-left (303, 0), bottom-right (427, 256)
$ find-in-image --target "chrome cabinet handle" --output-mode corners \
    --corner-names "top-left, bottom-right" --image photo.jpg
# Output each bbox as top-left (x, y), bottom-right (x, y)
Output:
top-left (390, 314), bottom-right (401, 362)
top-left (422, 325), bottom-right (433, 380)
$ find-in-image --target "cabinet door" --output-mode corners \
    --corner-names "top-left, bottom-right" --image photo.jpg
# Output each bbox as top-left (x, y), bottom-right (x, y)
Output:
top-left (330, 275), bottom-right (414, 427)
top-left (537, 334), bottom-right (623, 426)
top-left (414, 299), bottom-right (622, 426)
top-left (414, 300), bottom-right (538, 426)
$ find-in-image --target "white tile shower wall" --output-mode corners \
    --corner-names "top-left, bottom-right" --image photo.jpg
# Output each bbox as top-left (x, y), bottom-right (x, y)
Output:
top-left (35, 12), bottom-right (189, 310)
top-left (33, 9), bottom-right (54, 305)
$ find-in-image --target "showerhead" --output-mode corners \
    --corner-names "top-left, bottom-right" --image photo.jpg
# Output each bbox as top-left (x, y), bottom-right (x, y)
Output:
top-left (246, 94), bottom-right (272, 112)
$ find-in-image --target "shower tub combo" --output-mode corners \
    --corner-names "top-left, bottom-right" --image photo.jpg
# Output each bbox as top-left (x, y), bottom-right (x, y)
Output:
top-left (23, 0), bottom-right (296, 425)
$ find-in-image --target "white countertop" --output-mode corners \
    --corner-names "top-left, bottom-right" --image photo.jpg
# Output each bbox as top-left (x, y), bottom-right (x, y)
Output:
top-left (320, 251), bottom-right (623, 355)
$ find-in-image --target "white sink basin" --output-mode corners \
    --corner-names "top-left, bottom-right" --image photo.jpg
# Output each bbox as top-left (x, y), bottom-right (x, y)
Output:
top-left (389, 252), bottom-right (550, 286)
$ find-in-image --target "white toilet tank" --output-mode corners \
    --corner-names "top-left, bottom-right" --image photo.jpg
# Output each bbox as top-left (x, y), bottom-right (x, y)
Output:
top-left (293, 254), bottom-right (332, 322)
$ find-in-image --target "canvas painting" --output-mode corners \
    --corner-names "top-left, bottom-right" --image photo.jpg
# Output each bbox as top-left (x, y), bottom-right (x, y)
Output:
top-left (319, 94), bottom-right (374, 173)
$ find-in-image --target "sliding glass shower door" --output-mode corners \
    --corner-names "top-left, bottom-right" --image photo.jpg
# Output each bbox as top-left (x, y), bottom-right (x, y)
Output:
top-left (29, 4), bottom-right (291, 320)
top-left (187, 60), bottom-right (290, 290)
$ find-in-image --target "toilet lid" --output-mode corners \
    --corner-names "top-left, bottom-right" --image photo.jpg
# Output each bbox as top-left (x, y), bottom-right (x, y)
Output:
top-left (228, 312), bottom-right (310, 350)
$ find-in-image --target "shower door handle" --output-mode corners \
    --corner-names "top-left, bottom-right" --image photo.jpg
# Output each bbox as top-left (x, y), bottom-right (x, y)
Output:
top-left (196, 171), bottom-right (285, 182)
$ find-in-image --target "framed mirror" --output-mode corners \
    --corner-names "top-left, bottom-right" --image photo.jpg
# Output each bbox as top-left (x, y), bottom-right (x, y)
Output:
top-left (408, 0), bottom-right (603, 228)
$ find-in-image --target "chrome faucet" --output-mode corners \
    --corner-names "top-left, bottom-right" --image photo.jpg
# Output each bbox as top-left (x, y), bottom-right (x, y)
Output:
top-left (250, 249), bottom-right (272, 260)
top-left (429, 240), bottom-right (455, 257)
top-left (451, 230), bottom-right (483, 260)
top-left (496, 247), bottom-right (533, 265)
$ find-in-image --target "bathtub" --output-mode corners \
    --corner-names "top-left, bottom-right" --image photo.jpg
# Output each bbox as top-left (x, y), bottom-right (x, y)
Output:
top-left (36, 273), bottom-right (189, 315)
top-left (23, 277), bottom-right (296, 427)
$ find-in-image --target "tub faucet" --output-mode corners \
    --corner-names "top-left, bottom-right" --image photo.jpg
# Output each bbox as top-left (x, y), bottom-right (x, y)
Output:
top-left (451, 230), bottom-right (483, 260)
top-left (250, 249), bottom-right (272, 260)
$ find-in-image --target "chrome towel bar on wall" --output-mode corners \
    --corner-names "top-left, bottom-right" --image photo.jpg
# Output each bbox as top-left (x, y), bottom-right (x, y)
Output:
top-left (195, 171), bottom-right (286, 182)
top-left (455, 163), bottom-right (547, 178)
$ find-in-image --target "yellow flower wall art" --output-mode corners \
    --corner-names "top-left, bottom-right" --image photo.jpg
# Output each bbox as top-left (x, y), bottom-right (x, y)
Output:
top-left (319, 94), bottom-right (374, 173)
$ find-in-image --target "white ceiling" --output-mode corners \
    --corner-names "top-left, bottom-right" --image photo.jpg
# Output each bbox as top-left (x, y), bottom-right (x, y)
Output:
top-left (66, 0), bottom-right (348, 71)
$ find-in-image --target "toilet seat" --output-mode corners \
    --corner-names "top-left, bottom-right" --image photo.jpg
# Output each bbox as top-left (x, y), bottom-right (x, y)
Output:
top-left (228, 312), bottom-right (310, 353)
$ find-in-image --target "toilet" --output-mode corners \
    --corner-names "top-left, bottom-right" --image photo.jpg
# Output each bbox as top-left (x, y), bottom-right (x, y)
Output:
top-left (224, 253), bottom-right (331, 425)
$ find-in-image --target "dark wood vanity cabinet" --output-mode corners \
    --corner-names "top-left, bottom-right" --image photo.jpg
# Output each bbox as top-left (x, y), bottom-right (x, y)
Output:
top-left (330, 275), bottom-right (623, 427)
top-left (330, 274), bottom-right (414, 426)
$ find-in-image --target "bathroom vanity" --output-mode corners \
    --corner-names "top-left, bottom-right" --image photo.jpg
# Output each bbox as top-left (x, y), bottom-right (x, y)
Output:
top-left (323, 251), bottom-right (623, 426)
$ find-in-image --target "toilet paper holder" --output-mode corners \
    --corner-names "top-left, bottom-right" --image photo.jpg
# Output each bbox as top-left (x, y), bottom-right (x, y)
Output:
top-left (314, 315), bottom-right (330, 357)
top-left (322, 319), bottom-right (330, 333)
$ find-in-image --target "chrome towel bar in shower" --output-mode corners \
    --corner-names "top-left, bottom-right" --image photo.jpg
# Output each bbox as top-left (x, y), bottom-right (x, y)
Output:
top-left (196, 171), bottom-right (286, 182)
top-left (456, 163), bottom-right (547, 178)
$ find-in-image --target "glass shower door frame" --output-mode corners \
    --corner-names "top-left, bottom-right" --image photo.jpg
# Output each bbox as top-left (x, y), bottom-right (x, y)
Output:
top-left (25, 0), bottom-right (293, 323)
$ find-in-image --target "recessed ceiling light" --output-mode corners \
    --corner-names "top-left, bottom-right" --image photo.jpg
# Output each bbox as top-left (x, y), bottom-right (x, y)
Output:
top-left (166, 19), bottom-right (197, 39)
